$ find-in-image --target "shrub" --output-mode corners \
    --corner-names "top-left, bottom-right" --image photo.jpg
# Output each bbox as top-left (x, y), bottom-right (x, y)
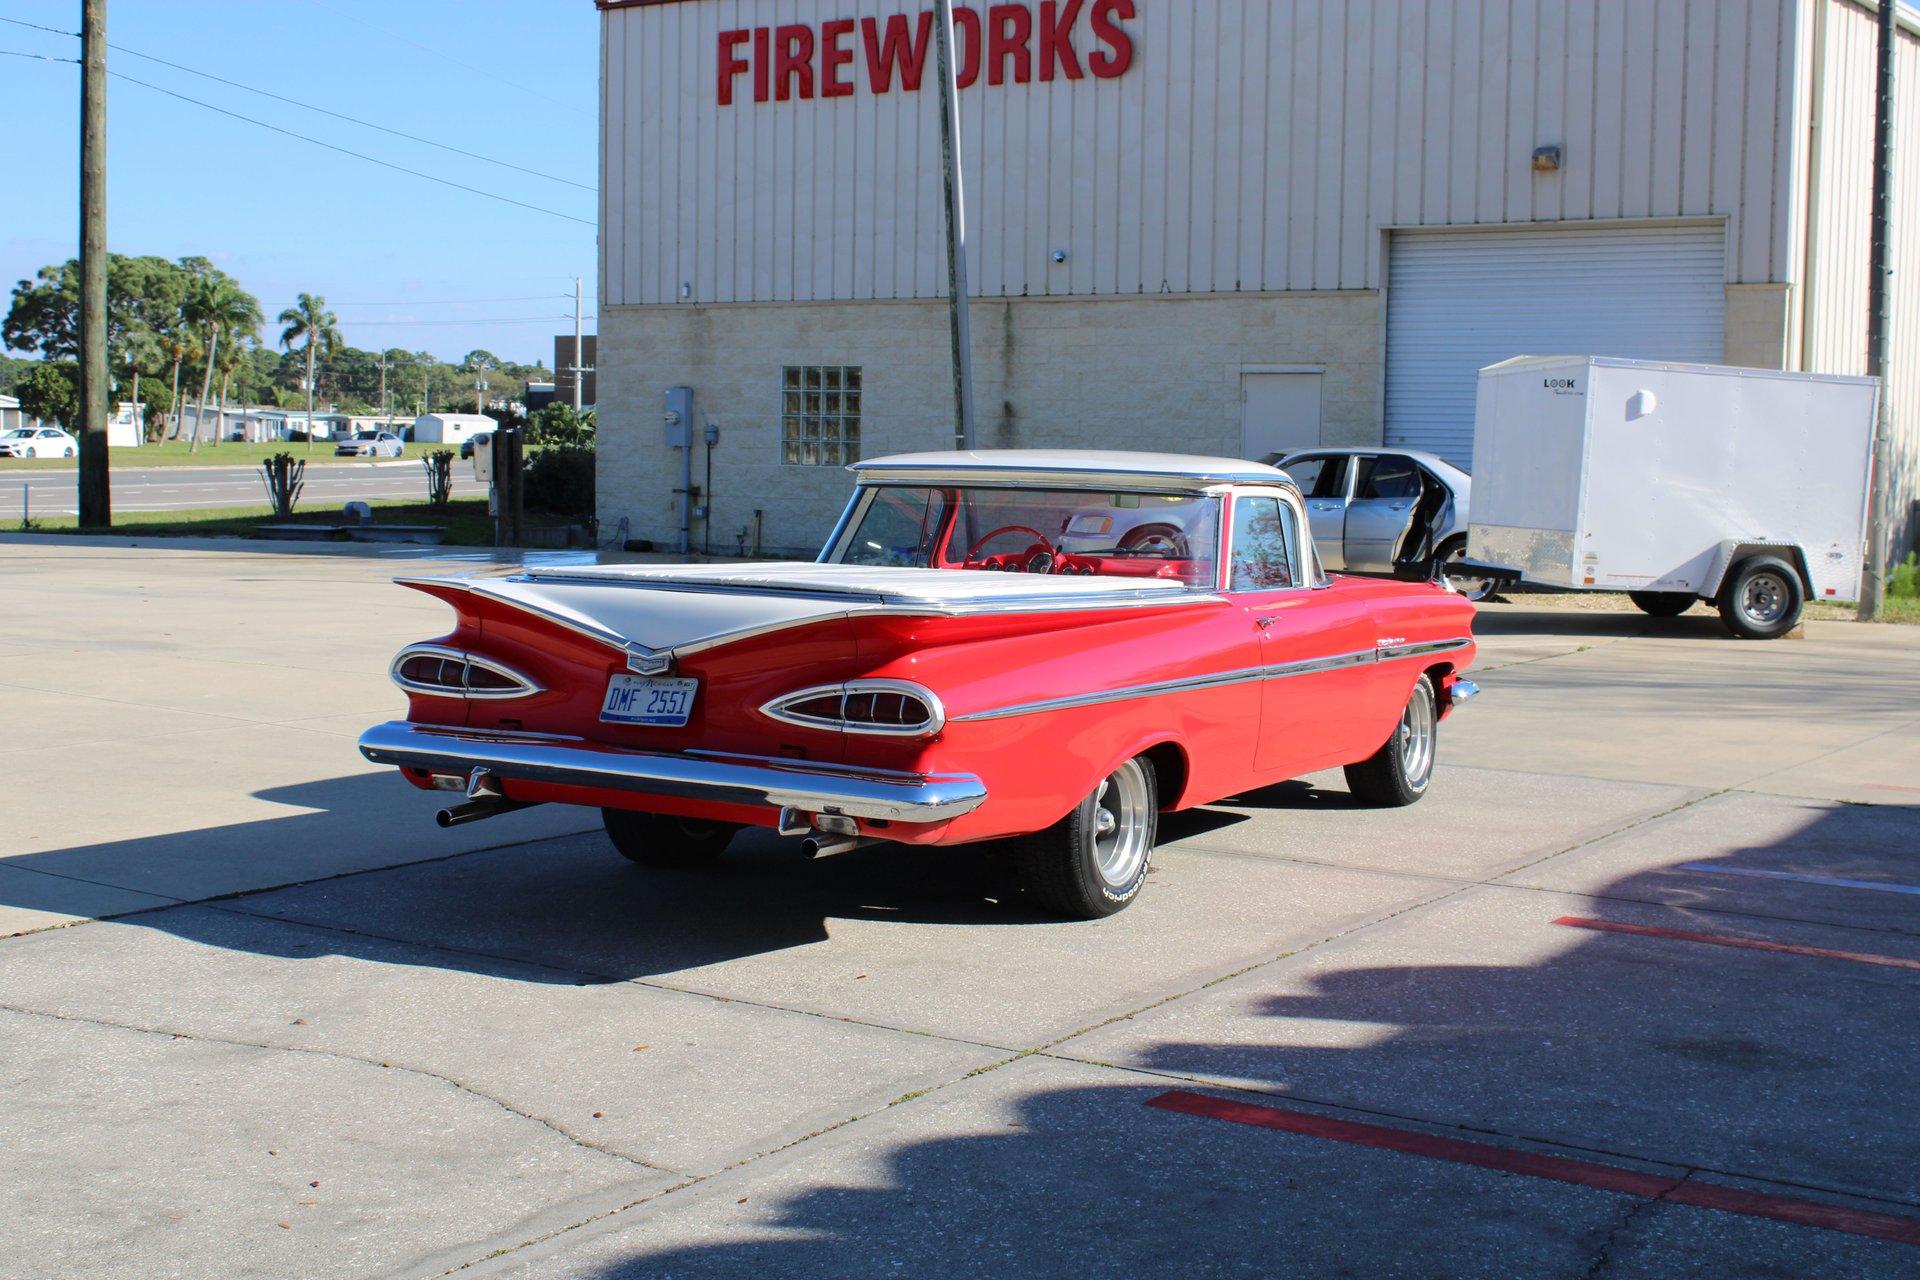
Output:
top-left (1890, 552), bottom-right (1919, 600)
top-left (522, 444), bottom-right (595, 517)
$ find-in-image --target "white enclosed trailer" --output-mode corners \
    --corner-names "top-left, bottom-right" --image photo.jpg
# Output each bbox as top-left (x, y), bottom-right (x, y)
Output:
top-left (1466, 356), bottom-right (1879, 639)
top-left (410, 413), bottom-right (495, 446)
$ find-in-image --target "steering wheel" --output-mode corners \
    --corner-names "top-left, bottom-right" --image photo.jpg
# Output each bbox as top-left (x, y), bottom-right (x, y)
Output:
top-left (1116, 523), bottom-right (1188, 558)
top-left (963, 525), bottom-right (1055, 567)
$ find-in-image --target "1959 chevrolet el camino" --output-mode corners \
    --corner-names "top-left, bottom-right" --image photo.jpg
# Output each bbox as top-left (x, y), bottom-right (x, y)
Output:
top-left (359, 451), bottom-right (1479, 917)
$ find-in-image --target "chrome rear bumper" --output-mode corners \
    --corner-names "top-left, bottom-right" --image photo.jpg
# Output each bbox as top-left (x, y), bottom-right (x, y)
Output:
top-left (357, 721), bottom-right (988, 824)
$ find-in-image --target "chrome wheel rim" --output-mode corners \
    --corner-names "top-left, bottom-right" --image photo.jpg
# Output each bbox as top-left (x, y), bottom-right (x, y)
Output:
top-left (1443, 545), bottom-right (1494, 602)
top-left (1740, 572), bottom-right (1791, 626)
top-left (1090, 760), bottom-right (1153, 890)
top-left (1398, 683), bottom-right (1436, 791)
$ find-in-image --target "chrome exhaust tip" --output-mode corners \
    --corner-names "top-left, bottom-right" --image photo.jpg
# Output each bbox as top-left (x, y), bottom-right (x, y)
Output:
top-left (801, 834), bottom-right (877, 858)
top-left (435, 799), bottom-right (539, 828)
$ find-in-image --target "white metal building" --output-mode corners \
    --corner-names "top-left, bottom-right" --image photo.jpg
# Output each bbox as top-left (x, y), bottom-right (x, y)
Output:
top-left (596, 0), bottom-right (1919, 559)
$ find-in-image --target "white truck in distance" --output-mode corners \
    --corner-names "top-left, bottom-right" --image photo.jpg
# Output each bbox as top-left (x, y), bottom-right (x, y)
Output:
top-left (1466, 356), bottom-right (1880, 639)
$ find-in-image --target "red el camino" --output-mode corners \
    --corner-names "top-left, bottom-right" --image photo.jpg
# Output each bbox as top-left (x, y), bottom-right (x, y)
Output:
top-left (359, 451), bottom-right (1479, 917)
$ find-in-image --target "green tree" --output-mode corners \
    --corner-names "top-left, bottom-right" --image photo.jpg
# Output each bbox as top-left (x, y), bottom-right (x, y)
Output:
top-left (277, 293), bottom-right (341, 451)
top-left (529, 403), bottom-right (595, 447)
top-left (184, 275), bottom-right (263, 453)
top-left (14, 361), bottom-right (79, 429)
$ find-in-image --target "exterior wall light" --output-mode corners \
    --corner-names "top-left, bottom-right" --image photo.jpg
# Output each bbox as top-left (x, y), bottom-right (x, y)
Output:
top-left (1531, 145), bottom-right (1562, 173)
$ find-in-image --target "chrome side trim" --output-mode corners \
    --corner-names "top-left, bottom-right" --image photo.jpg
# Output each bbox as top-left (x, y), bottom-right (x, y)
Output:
top-left (389, 644), bottom-right (545, 701)
top-left (951, 636), bottom-right (1474, 723)
top-left (762, 679), bottom-right (948, 737)
top-left (1450, 679), bottom-right (1481, 702)
top-left (1377, 637), bottom-right (1475, 662)
top-left (357, 721), bottom-right (987, 824)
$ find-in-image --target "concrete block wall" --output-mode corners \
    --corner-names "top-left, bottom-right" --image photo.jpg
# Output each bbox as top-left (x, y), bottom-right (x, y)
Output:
top-left (598, 291), bottom-right (1381, 557)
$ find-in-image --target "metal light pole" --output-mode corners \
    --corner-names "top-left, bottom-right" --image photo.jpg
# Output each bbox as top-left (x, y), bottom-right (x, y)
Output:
top-left (1862, 0), bottom-right (1897, 621)
top-left (77, 0), bottom-right (110, 526)
top-left (572, 276), bottom-right (584, 412)
top-left (932, 0), bottom-right (977, 451)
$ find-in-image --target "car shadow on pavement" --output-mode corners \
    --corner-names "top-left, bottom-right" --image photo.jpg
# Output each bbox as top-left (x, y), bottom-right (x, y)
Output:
top-left (0, 771), bottom-right (1067, 983)
top-left (559, 801), bottom-right (1920, 1279)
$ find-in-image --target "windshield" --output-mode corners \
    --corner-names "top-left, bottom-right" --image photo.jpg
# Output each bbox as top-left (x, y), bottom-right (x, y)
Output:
top-left (830, 485), bottom-right (1220, 587)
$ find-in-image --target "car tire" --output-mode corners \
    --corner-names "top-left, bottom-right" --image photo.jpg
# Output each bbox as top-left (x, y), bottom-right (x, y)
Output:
top-left (602, 808), bottom-right (739, 867)
top-left (1014, 756), bottom-right (1157, 918)
top-left (1432, 537), bottom-right (1496, 602)
top-left (1344, 674), bottom-right (1437, 807)
top-left (63, 446), bottom-right (75, 458)
top-left (1717, 556), bottom-right (1804, 640)
top-left (1629, 590), bottom-right (1695, 617)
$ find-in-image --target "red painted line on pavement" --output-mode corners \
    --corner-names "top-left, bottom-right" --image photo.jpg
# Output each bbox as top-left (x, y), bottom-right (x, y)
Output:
top-left (1553, 916), bottom-right (1920, 972)
top-left (1147, 1091), bottom-right (1920, 1246)
top-left (1866, 783), bottom-right (1920, 794)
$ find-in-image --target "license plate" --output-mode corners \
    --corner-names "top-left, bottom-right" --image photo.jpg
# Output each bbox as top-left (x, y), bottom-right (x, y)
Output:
top-left (600, 674), bottom-right (699, 727)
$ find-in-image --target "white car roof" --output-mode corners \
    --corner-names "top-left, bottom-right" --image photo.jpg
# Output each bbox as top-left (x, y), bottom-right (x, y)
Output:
top-left (851, 449), bottom-right (1297, 490)
top-left (1276, 446), bottom-right (1471, 485)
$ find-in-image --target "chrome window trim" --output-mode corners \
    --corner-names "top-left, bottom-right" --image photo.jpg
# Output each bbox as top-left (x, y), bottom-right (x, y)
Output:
top-left (951, 637), bottom-right (1472, 723)
top-left (762, 679), bottom-right (948, 737)
top-left (390, 644), bottom-right (544, 700)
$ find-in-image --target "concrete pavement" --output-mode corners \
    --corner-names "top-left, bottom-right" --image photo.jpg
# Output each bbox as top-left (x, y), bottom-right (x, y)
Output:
top-left (0, 535), bottom-right (1915, 1278)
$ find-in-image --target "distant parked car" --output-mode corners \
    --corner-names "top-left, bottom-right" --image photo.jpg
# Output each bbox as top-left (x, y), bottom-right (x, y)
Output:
top-left (335, 431), bottom-right (404, 459)
top-left (1272, 447), bottom-right (1492, 601)
top-left (459, 431), bottom-right (493, 460)
top-left (0, 426), bottom-right (79, 458)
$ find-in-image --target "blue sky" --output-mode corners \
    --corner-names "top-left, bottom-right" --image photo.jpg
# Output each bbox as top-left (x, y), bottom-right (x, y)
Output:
top-left (1, 0), bottom-right (599, 366)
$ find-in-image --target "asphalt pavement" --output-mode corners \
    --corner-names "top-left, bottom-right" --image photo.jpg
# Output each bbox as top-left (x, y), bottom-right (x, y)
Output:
top-left (1, 535), bottom-right (1915, 1279)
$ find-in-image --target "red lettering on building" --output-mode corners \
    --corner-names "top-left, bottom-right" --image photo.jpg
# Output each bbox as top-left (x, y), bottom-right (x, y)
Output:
top-left (1088, 0), bottom-right (1134, 78)
top-left (821, 18), bottom-right (857, 97)
top-left (988, 4), bottom-right (1033, 86)
top-left (862, 12), bottom-right (933, 93)
top-left (716, 3), bottom-right (1135, 106)
top-left (1039, 0), bottom-right (1085, 81)
top-left (718, 30), bottom-right (751, 106)
top-left (775, 24), bottom-right (815, 101)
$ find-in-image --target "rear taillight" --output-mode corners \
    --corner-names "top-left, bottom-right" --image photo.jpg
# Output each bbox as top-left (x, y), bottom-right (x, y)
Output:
top-left (392, 645), bottom-right (541, 700)
top-left (762, 681), bottom-right (945, 736)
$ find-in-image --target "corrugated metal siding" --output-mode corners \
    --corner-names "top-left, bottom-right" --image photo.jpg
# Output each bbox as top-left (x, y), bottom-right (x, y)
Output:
top-left (1384, 224), bottom-right (1728, 466)
top-left (601, 0), bottom-right (1801, 306)
top-left (1801, 0), bottom-right (1920, 551)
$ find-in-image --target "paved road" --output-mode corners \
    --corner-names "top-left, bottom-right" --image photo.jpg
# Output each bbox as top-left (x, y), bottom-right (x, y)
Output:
top-left (0, 460), bottom-right (486, 519)
top-left (1, 536), bottom-right (1915, 1279)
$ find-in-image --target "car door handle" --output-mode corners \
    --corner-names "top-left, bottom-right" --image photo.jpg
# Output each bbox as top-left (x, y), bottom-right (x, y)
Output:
top-left (1309, 501), bottom-right (1341, 511)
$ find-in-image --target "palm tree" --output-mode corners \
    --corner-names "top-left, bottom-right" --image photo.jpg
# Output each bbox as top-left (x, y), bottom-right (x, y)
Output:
top-left (278, 293), bottom-right (341, 452)
top-left (184, 276), bottom-right (262, 453)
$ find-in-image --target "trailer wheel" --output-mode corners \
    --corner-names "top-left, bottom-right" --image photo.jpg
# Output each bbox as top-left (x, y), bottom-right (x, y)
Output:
top-left (1717, 556), bottom-right (1803, 640)
top-left (602, 809), bottom-right (739, 867)
top-left (1014, 756), bottom-right (1157, 918)
top-left (1629, 590), bottom-right (1695, 617)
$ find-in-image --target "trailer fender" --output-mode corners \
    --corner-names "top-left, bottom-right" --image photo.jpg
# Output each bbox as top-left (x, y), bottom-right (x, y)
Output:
top-left (1701, 541), bottom-right (1813, 601)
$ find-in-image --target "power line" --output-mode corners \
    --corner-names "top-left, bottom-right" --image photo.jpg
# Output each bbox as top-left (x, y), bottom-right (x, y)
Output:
top-left (0, 48), bottom-right (77, 63)
top-left (108, 70), bottom-right (596, 227)
top-left (332, 294), bottom-right (588, 307)
top-left (0, 16), bottom-right (593, 193)
top-left (0, 15), bottom-right (75, 37)
top-left (111, 44), bottom-right (595, 192)
top-left (344, 316), bottom-right (578, 327)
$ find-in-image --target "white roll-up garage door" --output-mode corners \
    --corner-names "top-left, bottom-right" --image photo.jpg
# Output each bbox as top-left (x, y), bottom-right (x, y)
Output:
top-left (1385, 224), bottom-right (1727, 467)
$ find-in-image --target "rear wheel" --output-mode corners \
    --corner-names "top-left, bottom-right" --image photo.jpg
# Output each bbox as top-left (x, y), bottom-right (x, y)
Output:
top-left (1717, 556), bottom-right (1803, 640)
top-left (1344, 674), bottom-right (1437, 807)
top-left (1015, 756), bottom-right (1157, 918)
top-left (601, 809), bottom-right (739, 867)
top-left (1629, 590), bottom-right (1695, 617)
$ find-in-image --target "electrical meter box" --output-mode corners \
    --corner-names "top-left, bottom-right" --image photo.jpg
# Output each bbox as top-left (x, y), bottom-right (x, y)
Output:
top-left (664, 387), bottom-right (693, 448)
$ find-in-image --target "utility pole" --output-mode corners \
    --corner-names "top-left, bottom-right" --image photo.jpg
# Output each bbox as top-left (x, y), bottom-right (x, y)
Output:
top-left (1862, 0), bottom-right (1897, 621)
top-left (572, 276), bottom-right (584, 412)
top-left (932, 0), bottom-right (977, 451)
top-left (378, 351), bottom-right (389, 429)
top-left (77, 0), bottom-right (110, 526)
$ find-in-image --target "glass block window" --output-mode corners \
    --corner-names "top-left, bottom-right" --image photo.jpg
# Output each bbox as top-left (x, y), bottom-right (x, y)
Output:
top-left (781, 365), bottom-right (862, 466)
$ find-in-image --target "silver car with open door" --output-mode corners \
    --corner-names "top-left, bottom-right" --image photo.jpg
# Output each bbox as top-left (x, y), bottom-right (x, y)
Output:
top-left (1273, 448), bottom-right (1492, 601)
